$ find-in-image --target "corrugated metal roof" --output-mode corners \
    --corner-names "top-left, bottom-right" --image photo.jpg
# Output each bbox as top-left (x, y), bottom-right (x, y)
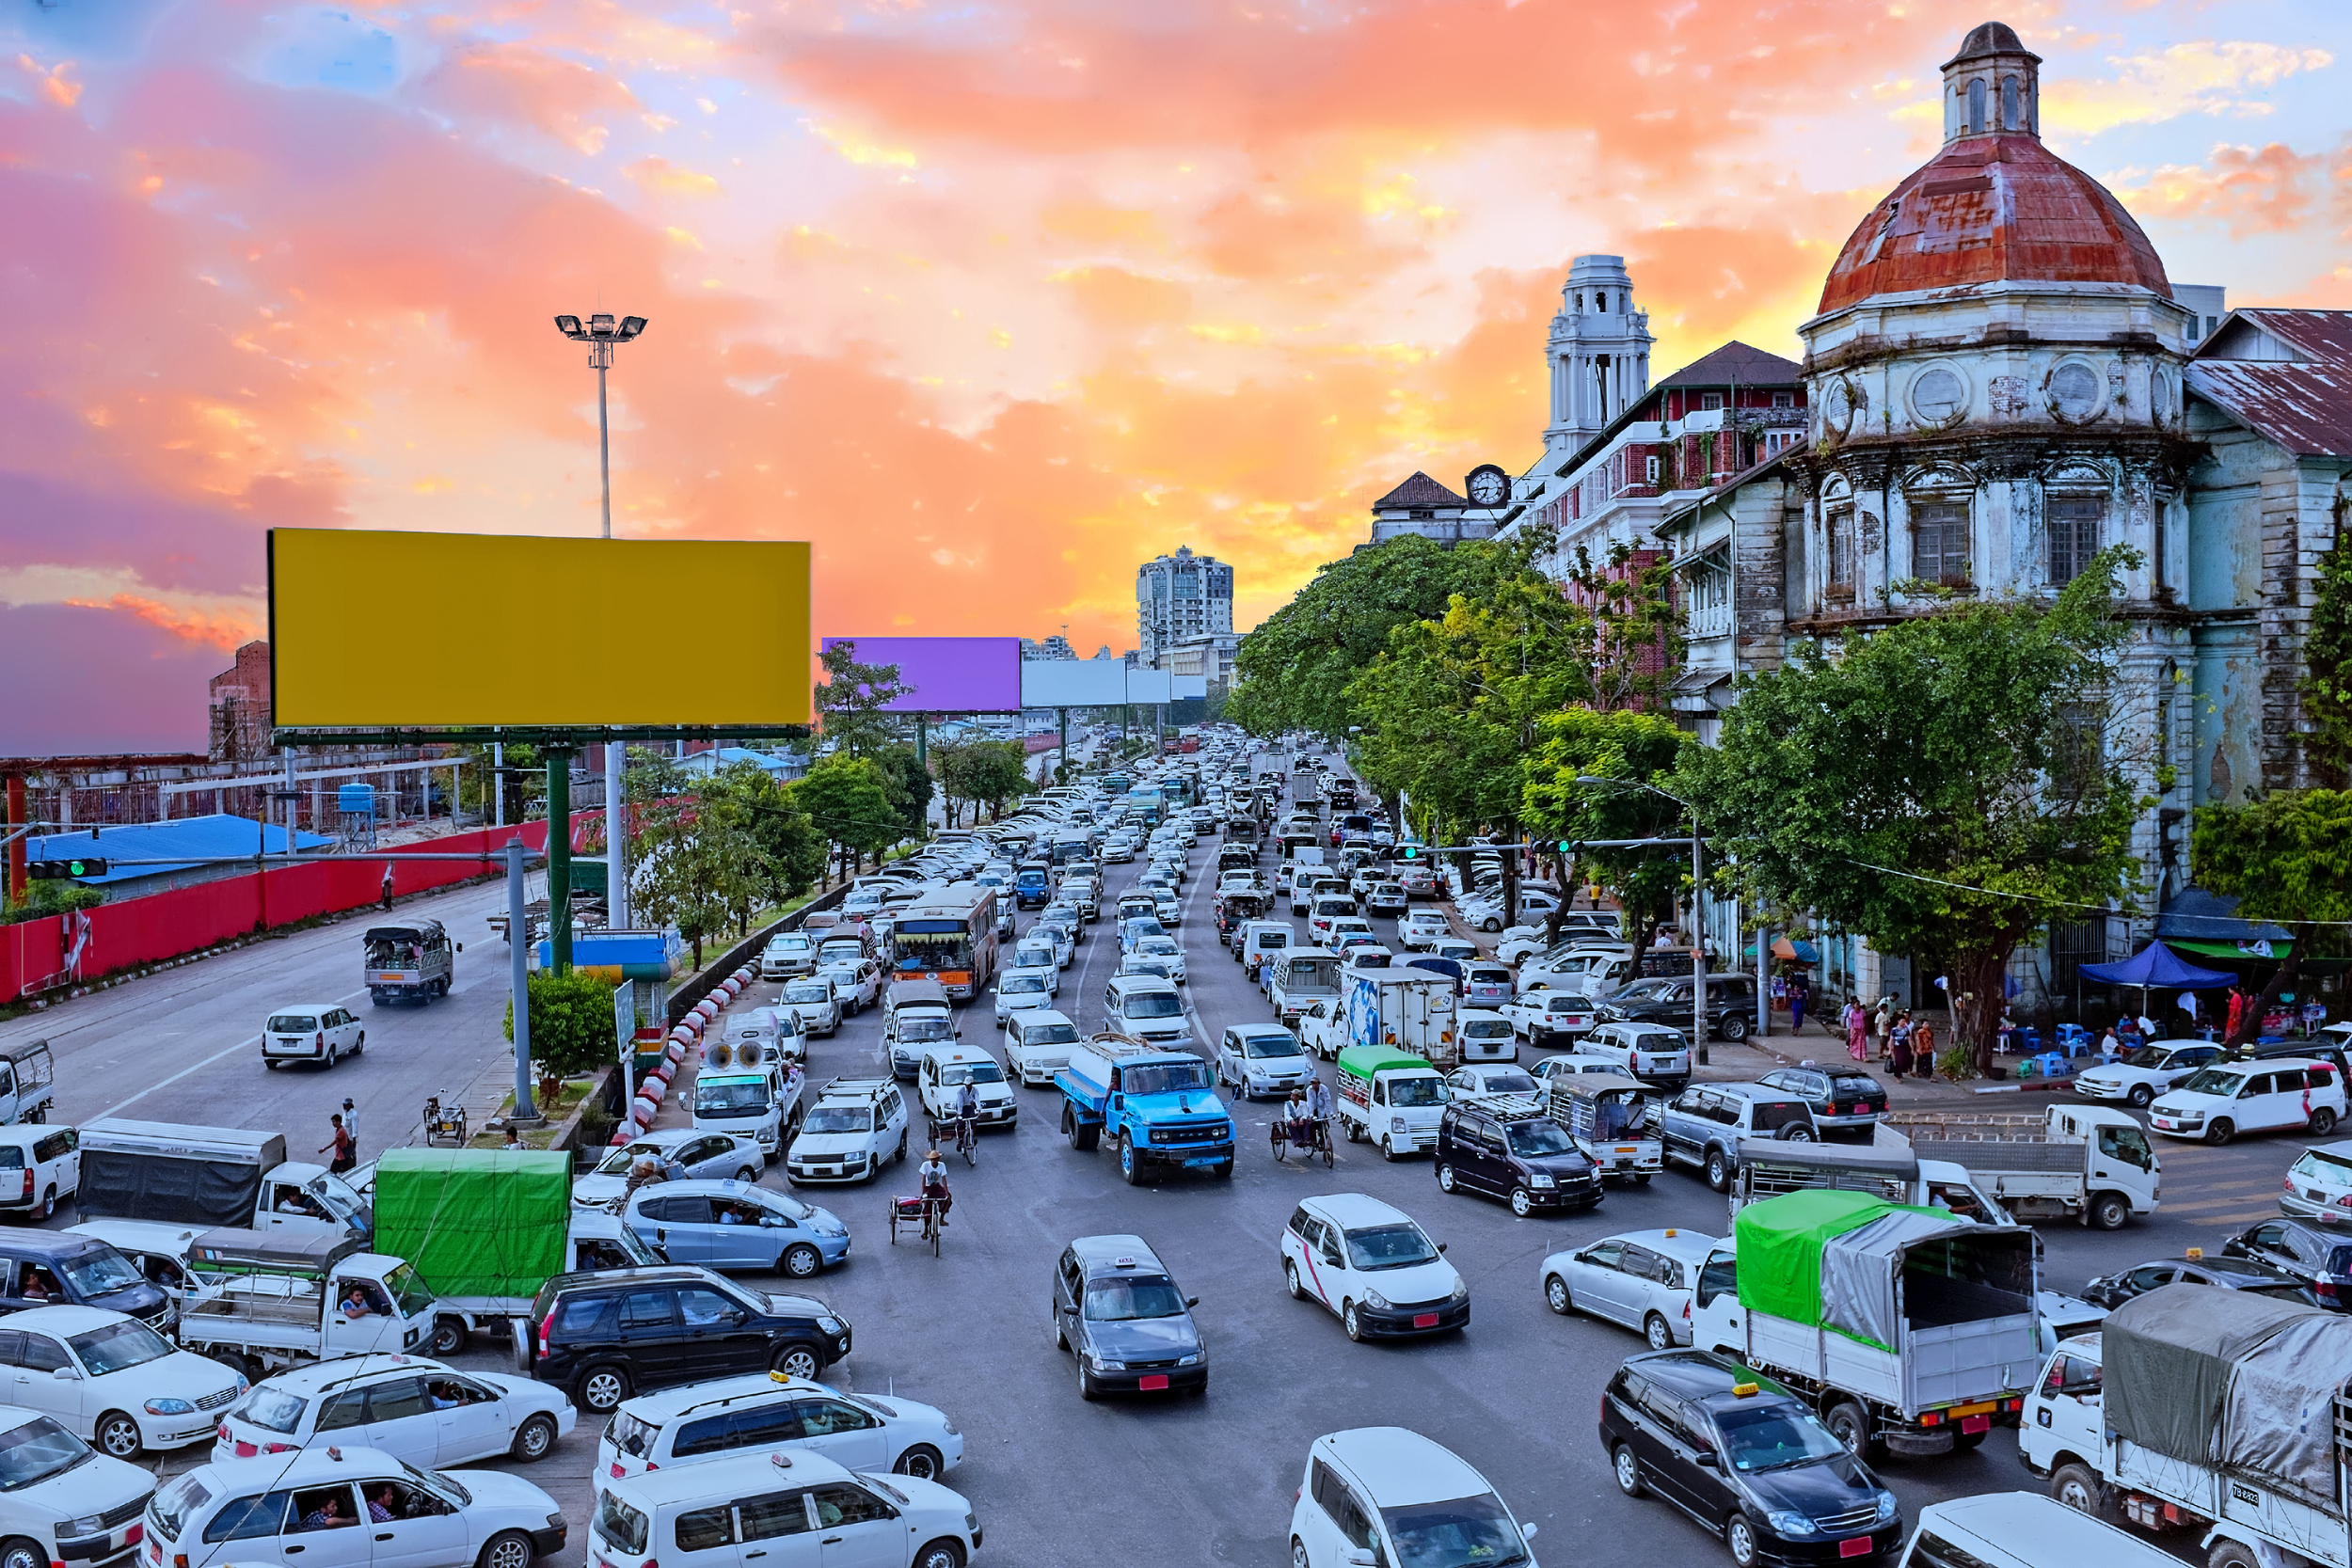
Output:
top-left (2154, 887), bottom-right (2291, 945)
top-left (24, 813), bottom-right (332, 885)
top-left (2185, 309), bottom-right (2352, 457)
top-left (1372, 471), bottom-right (1468, 510)
top-left (1657, 341), bottom-right (1802, 388)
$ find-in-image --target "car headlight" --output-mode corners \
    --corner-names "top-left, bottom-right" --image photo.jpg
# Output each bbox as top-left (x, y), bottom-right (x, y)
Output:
top-left (1765, 1510), bottom-right (1816, 1538)
top-left (1391, 1117), bottom-right (1407, 1133)
top-left (1361, 1290), bottom-right (1391, 1310)
top-left (1449, 1277), bottom-right (1469, 1303)
top-left (144, 1399), bottom-right (193, 1416)
top-left (1529, 1174), bottom-right (1555, 1189)
top-left (1176, 1354), bottom-right (1200, 1367)
top-left (1091, 1355), bottom-right (1127, 1371)
top-left (58, 1512), bottom-right (108, 1538)
top-left (1873, 1490), bottom-right (1899, 1524)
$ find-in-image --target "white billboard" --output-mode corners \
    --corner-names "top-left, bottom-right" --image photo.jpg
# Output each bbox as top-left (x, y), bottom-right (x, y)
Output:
top-left (1019, 658), bottom-right (1129, 708)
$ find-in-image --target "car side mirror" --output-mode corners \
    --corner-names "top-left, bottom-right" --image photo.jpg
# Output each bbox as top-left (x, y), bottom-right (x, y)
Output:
top-left (455, 942), bottom-right (464, 953)
top-left (1184, 1296), bottom-right (1200, 1308)
top-left (1693, 1450), bottom-right (1719, 1469)
top-left (1519, 1524), bottom-right (1538, 1543)
top-left (51, 1365), bottom-right (77, 1381)
top-left (1436, 1242), bottom-right (1448, 1254)
top-left (1343, 1553), bottom-right (1376, 1568)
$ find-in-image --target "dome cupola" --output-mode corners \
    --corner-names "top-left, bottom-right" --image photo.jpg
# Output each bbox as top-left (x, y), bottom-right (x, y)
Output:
top-left (1941, 21), bottom-right (2042, 141)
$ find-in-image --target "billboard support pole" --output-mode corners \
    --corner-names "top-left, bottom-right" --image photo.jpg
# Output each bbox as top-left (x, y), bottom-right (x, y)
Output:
top-left (507, 839), bottom-right (539, 1123)
top-left (546, 750), bottom-right (573, 974)
top-left (915, 717), bottom-right (927, 767)
top-left (1057, 708), bottom-right (1068, 780)
top-left (606, 739), bottom-right (629, 929)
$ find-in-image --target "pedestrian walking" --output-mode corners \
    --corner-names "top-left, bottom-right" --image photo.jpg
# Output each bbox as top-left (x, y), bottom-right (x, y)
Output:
top-left (1873, 999), bottom-right (1893, 1063)
top-left (320, 1114), bottom-right (357, 1176)
top-left (1788, 974), bottom-right (1810, 1035)
top-left (1889, 1015), bottom-right (1915, 1080)
top-left (1845, 998), bottom-right (1868, 1063)
top-left (378, 864), bottom-right (395, 911)
top-left (1913, 1018), bottom-right (1938, 1080)
top-left (340, 1098), bottom-right (359, 1158)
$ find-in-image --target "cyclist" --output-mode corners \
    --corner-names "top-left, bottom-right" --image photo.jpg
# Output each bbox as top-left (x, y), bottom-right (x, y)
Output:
top-left (917, 1148), bottom-right (952, 1226)
top-left (954, 1078), bottom-right (980, 1154)
top-left (1304, 1074), bottom-right (1334, 1148)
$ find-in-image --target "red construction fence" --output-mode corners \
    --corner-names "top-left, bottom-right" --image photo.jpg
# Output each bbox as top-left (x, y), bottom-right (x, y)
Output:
top-left (0, 818), bottom-right (568, 1006)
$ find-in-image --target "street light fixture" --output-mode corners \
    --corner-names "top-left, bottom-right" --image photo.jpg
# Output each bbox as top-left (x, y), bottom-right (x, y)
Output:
top-left (552, 312), bottom-right (649, 538)
top-left (1571, 774), bottom-right (1711, 1065)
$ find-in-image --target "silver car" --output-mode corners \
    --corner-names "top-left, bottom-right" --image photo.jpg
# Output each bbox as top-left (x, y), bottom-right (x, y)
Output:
top-left (1539, 1227), bottom-right (1722, 1351)
top-left (779, 975), bottom-right (843, 1037)
top-left (993, 966), bottom-right (1057, 1026)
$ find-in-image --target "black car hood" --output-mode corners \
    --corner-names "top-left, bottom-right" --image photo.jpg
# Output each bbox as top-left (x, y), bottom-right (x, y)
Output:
top-left (1083, 1314), bottom-right (1200, 1362)
top-left (1734, 1449), bottom-right (1881, 1521)
top-left (1519, 1154), bottom-right (1597, 1181)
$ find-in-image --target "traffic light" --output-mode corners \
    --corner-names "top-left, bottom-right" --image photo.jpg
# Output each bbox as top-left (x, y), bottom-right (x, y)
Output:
top-left (26, 858), bottom-right (107, 879)
top-left (1556, 840), bottom-right (1581, 855)
top-left (1399, 843), bottom-right (1420, 861)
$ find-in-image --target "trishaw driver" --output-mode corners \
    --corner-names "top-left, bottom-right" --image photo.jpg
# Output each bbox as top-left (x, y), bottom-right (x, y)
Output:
top-left (917, 1148), bottom-right (952, 1221)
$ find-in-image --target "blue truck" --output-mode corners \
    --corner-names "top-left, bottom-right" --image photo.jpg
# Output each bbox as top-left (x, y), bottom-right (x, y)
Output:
top-left (1055, 1032), bottom-right (1236, 1185)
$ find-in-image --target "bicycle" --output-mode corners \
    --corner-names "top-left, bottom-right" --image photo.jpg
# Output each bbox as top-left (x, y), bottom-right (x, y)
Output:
top-left (888, 1194), bottom-right (946, 1257)
top-left (1271, 1114), bottom-right (1333, 1168)
top-left (927, 1116), bottom-right (980, 1167)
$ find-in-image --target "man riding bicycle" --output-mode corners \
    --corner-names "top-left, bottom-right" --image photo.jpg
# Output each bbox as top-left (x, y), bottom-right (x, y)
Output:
top-left (953, 1079), bottom-right (980, 1152)
top-left (917, 1148), bottom-right (952, 1223)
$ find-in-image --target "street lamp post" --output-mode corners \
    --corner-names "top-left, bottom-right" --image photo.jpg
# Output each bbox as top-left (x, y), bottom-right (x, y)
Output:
top-left (552, 313), bottom-right (646, 940)
top-left (1572, 776), bottom-right (1709, 1067)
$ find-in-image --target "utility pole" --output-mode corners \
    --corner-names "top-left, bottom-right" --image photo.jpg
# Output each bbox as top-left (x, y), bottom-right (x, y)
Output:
top-left (607, 739), bottom-right (629, 928)
top-left (506, 840), bottom-right (538, 1121)
top-left (546, 751), bottom-right (573, 974)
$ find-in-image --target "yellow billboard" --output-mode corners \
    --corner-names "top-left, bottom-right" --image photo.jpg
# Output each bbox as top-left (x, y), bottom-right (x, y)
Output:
top-left (269, 531), bottom-right (812, 729)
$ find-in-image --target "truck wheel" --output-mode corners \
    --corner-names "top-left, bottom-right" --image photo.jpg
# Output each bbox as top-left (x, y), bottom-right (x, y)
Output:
top-left (209, 1349), bottom-right (255, 1382)
top-left (509, 1412), bottom-right (558, 1463)
top-left (1705, 1148), bottom-right (1732, 1193)
top-left (2089, 1192), bottom-right (2131, 1231)
top-left (429, 1316), bottom-right (468, 1356)
top-left (1120, 1134), bottom-right (1148, 1185)
top-left (1380, 1135), bottom-right (1398, 1163)
top-left (2205, 1542), bottom-right (2262, 1568)
top-left (2047, 1463), bottom-right (2114, 1521)
top-left (1822, 1401), bottom-right (1879, 1462)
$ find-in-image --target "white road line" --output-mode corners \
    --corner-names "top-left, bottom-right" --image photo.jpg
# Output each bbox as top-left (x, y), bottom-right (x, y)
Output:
top-left (97, 985), bottom-right (371, 1119)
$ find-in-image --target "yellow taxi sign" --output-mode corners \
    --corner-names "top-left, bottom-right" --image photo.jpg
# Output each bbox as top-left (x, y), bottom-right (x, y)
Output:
top-left (1731, 1382), bottom-right (1760, 1399)
top-left (2185, 1246), bottom-right (2203, 1259)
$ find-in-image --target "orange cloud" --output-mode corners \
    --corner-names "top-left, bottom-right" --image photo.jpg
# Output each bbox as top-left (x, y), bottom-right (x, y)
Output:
top-left (65, 594), bottom-right (262, 653)
top-left (2111, 142), bottom-right (2328, 235)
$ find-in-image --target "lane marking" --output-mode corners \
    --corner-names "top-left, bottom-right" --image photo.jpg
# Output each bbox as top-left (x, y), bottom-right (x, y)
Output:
top-left (95, 984), bottom-right (371, 1118)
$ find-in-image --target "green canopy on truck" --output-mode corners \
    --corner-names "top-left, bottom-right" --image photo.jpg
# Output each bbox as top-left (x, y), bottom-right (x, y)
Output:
top-left (1734, 1189), bottom-right (1895, 1326)
top-left (372, 1148), bottom-right (571, 1301)
top-left (1336, 1045), bottom-right (1427, 1080)
top-left (1734, 1187), bottom-right (2026, 1353)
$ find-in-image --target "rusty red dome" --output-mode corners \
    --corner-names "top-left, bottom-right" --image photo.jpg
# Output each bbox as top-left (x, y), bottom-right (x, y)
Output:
top-left (1818, 133), bottom-right (2171, 315)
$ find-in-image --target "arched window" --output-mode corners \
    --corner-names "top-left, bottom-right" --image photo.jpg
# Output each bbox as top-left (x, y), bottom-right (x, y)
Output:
top-left (1967, 78), bottom-right (1987, 135)
top-left (1597, 292), bottom-right (1610, 312)
top-left (1573, 293), bottom-right (1582, 311)
top-left (2000, 75), bottom-right (2020, 131)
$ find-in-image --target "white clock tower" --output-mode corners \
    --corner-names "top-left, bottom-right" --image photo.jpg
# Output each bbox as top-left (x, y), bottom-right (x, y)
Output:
top-left (1541, 255), bottom-right (1654, 460)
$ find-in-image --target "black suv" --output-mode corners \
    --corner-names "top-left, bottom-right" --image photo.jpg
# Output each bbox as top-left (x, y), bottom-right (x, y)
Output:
top-left (517, 1265), bottom-right (850, 1414)
top-left (1599, 1350), bottom-right (1901, 1566)
top-left (1755, 1067), bottom-right (1889, 1142)
top-left (1051, 1233), bottom-right (1206, 1400)
top-left (2219, 1218), bottom-right (2352, 1308)
top-left (1436, 1099), bottom-right (1604, 1216)
top-left (1599, 975), bottom-right (1757, 1042)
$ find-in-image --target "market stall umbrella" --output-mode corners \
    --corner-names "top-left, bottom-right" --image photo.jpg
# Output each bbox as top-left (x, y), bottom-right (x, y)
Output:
top-left (2080, 943), bottom-right (2238, 1022)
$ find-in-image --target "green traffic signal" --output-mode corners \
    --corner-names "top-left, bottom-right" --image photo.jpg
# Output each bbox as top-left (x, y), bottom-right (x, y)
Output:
top-left (26, 857), bottom-right (107, 880)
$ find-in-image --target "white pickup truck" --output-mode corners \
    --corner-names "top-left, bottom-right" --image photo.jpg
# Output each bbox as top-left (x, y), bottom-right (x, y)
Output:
top-left (175, 1227), bottom-right (438, 1378)
top-left (1883, 1104), bottom-right (2160, 1230)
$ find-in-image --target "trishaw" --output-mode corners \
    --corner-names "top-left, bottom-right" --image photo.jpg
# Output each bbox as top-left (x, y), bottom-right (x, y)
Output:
top-left (1270, 1111), bottom-right (1334, 1167)
top-left (888, 1193), bottom-right (946, 1255)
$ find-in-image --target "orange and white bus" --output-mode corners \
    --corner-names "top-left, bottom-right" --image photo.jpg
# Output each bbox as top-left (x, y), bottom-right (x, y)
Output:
top-left (887, 880), bottom-right (1000, 1000)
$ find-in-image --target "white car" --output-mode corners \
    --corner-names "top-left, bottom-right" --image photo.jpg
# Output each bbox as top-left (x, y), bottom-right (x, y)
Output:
top-left (572, 1130), bottom-right (766, 1207)
top-left (1460, 888), bottom-right (1561, 932)
top-left (216, 1354), bottom-right (575, 1467)
top-left (149, 1445), bottom-right (565, 1568)
top-left (1396, 911), bottom-right (1451, 951)
top-left (818, 957), bottom-right (883, 1014)
top-left (1539, 1227), bottom-right (1721, 1351)
top-left (3, 1306), bottom-right (243, 1458)
top-left (759, 931), bottom-right (818, 980)
top-left (993, 967), bottom-right (1057, 1025)
top-left (0, 1405), bottom-right (154, 1568)
top-left (262, 1003), bottom-right (364, 1069)
top-left (1457, 1009), bottom-right (1518, 1063)
top-left (598, 1372), bottom-right (961, 1485)
top-left (1133, 935), bottom-right (1188, 983)
top-left (1004, 1011), bottom-right (1080, 1087)
top-left (1576, 1021), bottom-right (1692, 1088)
top-left (1289, 1428), bottom-right (1536, 1568)
top-left (778, 975), bottom-right (843, 1037)
top-left (2073, 1038), bottom-right (2227, 1108)
top-left (1102, 839), bottom-right (1136, 863)
top-left (1152, 893), bottom-right (1183, 928)
top-left (1216, 1023), bottom-right (1311, 1100)
top-left (1446, 1064), bottom-right (1540, 1100)
top-left (2150, 1056), bottom-right (2347, 1145)
top-left (1503, 990), bottom-right (1598, 1047)
top-left (1279, 1194), bottom-right (1467, 1342)
top-left (1034, 921), bottom-right (1077, 969)
top-left (591, 1449), bottom-right (975, 1568)
top-left (1528, 1056), bottom-right (1644, 1100)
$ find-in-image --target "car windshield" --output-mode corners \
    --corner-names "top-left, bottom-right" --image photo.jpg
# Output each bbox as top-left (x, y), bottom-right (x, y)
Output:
top-left (898, 1016), bottom-right (953, 1043)
top-left (68, 1319), bottom-right (171, 1375)
top-left (1140, 940), bottom-right (1180, 958)
top-left (594, 1491), bottom-right (650, 1557)
top-left (803, 1106), bottom-right (873, 1133)
top-left (2180, 1068), bottom-right (2251, 1097)
top-left (1463, 1022), bottom-right (1513, 1039)
top-left (1344, 1222), bottom-right (1439, 1271)
top-left (240, 1386), bottom-right (308, 1434)
top-left (696, 1080), bottom-right (772, 1114)
top-left (1124, 993), bottom-right (1184, 1020)
top-left (938, 1061), bottom-right (1006, 1085)
top-left (380, 1263), bottom-right (435, 1319)
top-left (2293, 1148), bottom-right (2352, 1182)
top-left (1388, 1077), bottom-right (1446, 1108)
top-left (784, 983), bottom-right (829, 1004)
top-left (1243, 1034), bottom-right (1303, 1059)
top-left (2119, 1044), bottom-right (2178, 1068)
top-left (151, 1474), bottom-right (215, 1543)
top-left (267, 1014), bottom-right (320, 1033)
top-left (1380, 1493), bottom-right (1527, 1568)
top-left (1713, 1404), bottom-right (1852, 1473)
top-left (1482, 1071), bottom-right (1538, 1096)
top-left (1024, 1023), bottom-right (1080, 1046)
top-left (1505, 1119), bottom-right (1576, 1157)
top-left (1121, 1061), bottom-right (1212, 1096)
top-left (607, 1409), bottom-right (660, 1459)
top-left (1001, 974), bottom-right (1048, 994)
top-left (58, 1247), bottom-right (142, 1296)
top-left (1083, 1275), bottom-right (1188, 1321)
top-left (0, 1416), bottom-right (88, 1492)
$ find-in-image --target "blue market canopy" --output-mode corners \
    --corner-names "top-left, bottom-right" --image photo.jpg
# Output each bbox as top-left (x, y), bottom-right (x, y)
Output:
top-left (2080, 943), bottom-right (2237, 991)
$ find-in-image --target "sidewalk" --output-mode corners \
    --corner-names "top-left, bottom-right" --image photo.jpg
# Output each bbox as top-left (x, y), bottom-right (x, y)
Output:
top-left (1695, 1024), bottom-right (2000, 1109)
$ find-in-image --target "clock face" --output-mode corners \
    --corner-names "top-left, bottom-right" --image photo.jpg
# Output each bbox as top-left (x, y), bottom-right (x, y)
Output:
top-left (1466, 465), bottom-right (1508, 505)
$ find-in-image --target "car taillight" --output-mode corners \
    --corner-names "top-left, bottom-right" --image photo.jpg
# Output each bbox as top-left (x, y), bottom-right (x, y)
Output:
top-left (2318, 1280), bottom-right (2340, 1301)
top-left (17, 1170), bottom-right (29, 1200)
top-left (537, 1310), bottom-right (556, 1357)
top-left (314, 1031), bottom-right (325, 1051)
top-left (218, 1423), bottom-right (232, 1441)
top-left (1627, 1050), bottom-right (1639, 1071)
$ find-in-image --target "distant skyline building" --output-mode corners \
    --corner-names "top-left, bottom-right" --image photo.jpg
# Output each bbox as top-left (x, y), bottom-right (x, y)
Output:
top-left (1136, 545), bottom-right (1232, 667)
top-left (1021, 634), bottom-right (1077, 660)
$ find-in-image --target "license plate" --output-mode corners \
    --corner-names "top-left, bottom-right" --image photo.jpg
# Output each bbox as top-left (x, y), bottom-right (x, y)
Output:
top-left (1413, 1312), bottom-right (1439, 1328)
top-left (1961, 1414), bottom-right (1991, 1433)
top-left (126, 1526), bottom-right (142, 1547)
top-left (1137, 1374), bottom-right (1169, 1391)
top-left (1852, 1103), bottom-right (1868, 1115)
top-left (1839, 1538), bottom-right (1873, 1559)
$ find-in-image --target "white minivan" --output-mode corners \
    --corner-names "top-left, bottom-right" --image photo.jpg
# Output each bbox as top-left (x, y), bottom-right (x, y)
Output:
top-left (2149, 1055), bottom-right (2345, 1144)
top-left (0, 1124), bottom-right (79, 1222)
top-left (0, 1404), bottom-right (153, 1568)
top-left (1897, 1492), bottom-right (2179, 1568)
top-left (1288, 1427), bottom-right (1534, 1568)
top-left (591, 1448), bottom-right (977, 1568)
top-left (1103, 974), bottom-right (1192, 1051)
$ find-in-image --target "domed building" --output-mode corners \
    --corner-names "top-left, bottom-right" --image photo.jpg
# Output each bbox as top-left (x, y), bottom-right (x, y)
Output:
top-left (1654, 21), bottom-right (2352, 1010)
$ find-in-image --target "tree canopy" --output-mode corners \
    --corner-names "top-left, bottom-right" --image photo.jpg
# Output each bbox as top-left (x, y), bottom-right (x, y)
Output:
top-left (816, 641), bottom-right (912, 758)
top-left (2191, 788), bottom-right (2352, 1044)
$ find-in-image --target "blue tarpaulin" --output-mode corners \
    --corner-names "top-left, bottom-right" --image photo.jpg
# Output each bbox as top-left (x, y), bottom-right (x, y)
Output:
top-left (2080, 943), bottom-right (2237, 990)
top-left (24, 814), bottom-right (332, 885)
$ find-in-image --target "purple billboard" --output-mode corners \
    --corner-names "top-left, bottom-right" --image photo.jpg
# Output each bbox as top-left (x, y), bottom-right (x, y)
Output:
top-left (820, 636), bottom-right (1023, 713)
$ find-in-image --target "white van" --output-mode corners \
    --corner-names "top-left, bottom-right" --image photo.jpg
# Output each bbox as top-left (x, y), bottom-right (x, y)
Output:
top-left (917, 1045), bottom-right (1018, 1136)
top-left (1242, 922), bottom-right (1293, 985)
top-left (692, 1061), bottom-right (803, 1161)
top-left (0, 1124), bottom-right (78, 1222)
top-left (1005, 1010), bottom-right (1080, 1087)
top-left (786, 1078), bottom-right (911, 1186)
top-left (1103, 974), bottom-right (1192, 1051)
top-left (1288, 1427), bottom-right (1533, 1568)
top-left (2149, 1055), bottom-right (2346, 1144)
top-left (1897, 1492), bottom-right (2179, 1568)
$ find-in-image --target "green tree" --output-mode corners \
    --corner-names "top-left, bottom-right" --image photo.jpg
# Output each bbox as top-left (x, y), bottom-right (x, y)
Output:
top-left (503, 969), bottom-right (623, 1079)
top-left (2191, 789), bottom-right (2352, 1045)
top-left (1520, 707), bottom-right (1693, 950)
top-left (717, 762), bottom-right (826, 907)
top-left (796, 754), bottom-right (898, 880)
top-left (816, 641), bottom-right (913, 758)
top-left (970, 740), bottom-right (1033, 819)
top-left (872, 745), bottom-right (933, 841)
top-left (2303, 514), bottom-right (2352, 784)
top-left (1688, 549), bottom-right (2151, 1073)
top-left (632, 765), bottom-right (768, 967)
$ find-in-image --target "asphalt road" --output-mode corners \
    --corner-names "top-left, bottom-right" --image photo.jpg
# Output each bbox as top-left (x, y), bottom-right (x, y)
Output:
top-left (0, 765), bottom-right (2314, 1566)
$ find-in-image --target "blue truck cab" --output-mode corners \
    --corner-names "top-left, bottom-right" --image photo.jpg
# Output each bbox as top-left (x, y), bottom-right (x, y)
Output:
top-left (1014, 860), bottom-right (1054, 910)
top-left (1055, 1033), bottom-right (1235, 1186)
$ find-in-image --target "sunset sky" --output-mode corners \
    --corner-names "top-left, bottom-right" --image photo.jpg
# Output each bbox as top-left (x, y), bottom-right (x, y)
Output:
top-left (4, 0), bottom-right (2347, 752)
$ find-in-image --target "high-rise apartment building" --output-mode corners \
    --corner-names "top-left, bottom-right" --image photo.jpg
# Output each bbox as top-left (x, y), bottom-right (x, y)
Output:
top-left (1135, 546), bottom-right (1232, 667)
